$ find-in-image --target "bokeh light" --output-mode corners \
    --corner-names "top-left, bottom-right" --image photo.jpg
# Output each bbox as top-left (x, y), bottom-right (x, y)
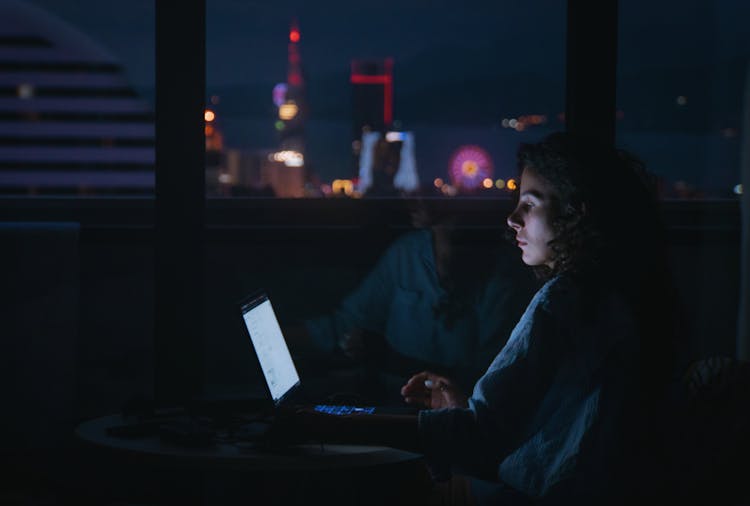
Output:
top-left (449, 145), bottom-right (494, 190)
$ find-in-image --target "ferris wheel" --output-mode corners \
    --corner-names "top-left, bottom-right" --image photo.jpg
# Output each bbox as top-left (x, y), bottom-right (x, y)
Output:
top-left (449, 145), bottom-right (494, 190)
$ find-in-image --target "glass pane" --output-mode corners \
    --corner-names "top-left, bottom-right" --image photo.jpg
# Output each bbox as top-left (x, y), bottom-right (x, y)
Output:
top-left (206, 1), bottom-right (566, 198)
top-left (0, 1), bottom-right (154, 196)
top-left (617, 0), bottom-right (745, 200)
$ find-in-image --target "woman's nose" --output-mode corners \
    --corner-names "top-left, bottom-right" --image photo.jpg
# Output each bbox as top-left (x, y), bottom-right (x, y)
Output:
top-left (507, 210), bottom-right (521, 230)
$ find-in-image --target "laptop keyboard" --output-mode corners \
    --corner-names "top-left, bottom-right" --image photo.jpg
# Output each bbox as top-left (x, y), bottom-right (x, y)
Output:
top-left (313, 404), bottom-right (376, 415)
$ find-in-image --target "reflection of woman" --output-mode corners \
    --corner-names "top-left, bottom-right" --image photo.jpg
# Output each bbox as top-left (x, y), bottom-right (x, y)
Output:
top-left (368, 137), bottom-right (401, 196)
top-left (299, 204), bottom-right (537, 404)
top-left (281, 132), bottom-right (680, 504)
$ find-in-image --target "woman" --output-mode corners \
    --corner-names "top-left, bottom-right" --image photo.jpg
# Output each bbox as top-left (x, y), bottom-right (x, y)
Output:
top-left (277, 132), bottom-right (680, 504)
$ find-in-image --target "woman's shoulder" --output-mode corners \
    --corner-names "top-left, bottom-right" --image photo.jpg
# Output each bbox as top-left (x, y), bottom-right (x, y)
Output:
top-left (374, 229), bottom-right (432, 268)
top-left (533, 274), bottom-right (581, 313)
top-left (532, 273), bottom-right (627, 323)
top-left (387, 228), bottom-right (431, 252)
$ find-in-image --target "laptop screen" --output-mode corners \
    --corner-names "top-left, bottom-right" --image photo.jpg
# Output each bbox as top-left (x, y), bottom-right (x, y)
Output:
top-left (240, 293), bottom-right (300, 405)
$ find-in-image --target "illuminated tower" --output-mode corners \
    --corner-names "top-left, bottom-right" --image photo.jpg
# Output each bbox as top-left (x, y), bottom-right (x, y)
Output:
top-left (265, 19), bottom-right (307, 197)
top-left (350, 58), bottom-right (393, 138)
top-left (350, 58), bottom-right (393, 179)
top-left (278, 18), bottom-right (307, 156)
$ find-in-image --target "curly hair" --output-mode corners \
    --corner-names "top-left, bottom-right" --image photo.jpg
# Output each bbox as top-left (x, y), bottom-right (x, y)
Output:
top-left (511, 132), bottom-right (661, 283)
top-left (510, 132), bottom-right (683, 410)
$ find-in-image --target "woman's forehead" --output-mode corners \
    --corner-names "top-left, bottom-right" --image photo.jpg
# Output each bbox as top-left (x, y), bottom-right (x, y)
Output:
top-left (520, 166), bottom-right (558, 199)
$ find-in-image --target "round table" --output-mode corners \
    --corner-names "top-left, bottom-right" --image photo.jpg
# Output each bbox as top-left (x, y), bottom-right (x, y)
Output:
top-left (74, 414), bottom-right (432, 505)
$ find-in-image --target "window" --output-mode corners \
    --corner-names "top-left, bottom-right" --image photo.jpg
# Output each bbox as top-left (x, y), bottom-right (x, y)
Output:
top-left (206, 1), bottom-right (566, 199)
top-left (0, 0), bottom-right (154, 196)
top-left (617, 0), bottom-right (746, 200)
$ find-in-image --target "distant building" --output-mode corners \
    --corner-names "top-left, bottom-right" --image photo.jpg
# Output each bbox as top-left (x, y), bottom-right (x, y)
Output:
top-left (278, 19), bottom-right (307, 159)
top-left (259, 157), bottom-right (304, 198)
top-left (223, 147), bottom-right (304, 198)
top-left (0, 0), bottom-right (154, 194)
top-left (350, 58), bottom-right (393, 139)
top-left (356, 130), bottom-right (419, 196)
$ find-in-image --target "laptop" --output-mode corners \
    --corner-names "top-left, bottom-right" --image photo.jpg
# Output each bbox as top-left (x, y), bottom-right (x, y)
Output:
top-left (239, 290), bottom-right (417, 417)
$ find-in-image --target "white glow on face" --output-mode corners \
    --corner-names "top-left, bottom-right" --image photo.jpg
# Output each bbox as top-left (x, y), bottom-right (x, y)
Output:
top-left (506, 168), bottom-right (559, 268)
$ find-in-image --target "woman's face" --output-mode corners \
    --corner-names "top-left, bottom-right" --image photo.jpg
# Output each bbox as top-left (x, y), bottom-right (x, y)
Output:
top-left (507, 167), bottom-right (559, 268)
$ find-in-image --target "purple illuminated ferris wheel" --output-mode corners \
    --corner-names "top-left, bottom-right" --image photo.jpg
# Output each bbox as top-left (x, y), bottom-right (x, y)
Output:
top-left (449, 145), bottom-right (494, 190)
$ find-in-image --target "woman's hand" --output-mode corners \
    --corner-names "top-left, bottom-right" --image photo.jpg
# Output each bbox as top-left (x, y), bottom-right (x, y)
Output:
top-left (400, 371), bottom-right (468, 409)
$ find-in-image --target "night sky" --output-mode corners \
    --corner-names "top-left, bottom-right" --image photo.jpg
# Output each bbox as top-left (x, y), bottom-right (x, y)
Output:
top-left (22, 0), bottom-right (750, 195)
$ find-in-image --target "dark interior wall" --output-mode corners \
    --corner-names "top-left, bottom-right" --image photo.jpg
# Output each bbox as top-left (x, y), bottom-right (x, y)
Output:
top-left (1, 222), bottom-right (79, 452)
top-left (668, 229), bottom-right (740, 362)
top-left (76, 232), bottom-right (154, 420)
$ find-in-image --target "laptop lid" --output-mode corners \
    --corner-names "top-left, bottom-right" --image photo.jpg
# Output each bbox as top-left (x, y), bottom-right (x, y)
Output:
top-left (239, 291), bottom-right (300, 407)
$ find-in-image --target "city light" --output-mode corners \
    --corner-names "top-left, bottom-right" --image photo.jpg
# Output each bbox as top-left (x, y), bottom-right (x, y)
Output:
top-left (272, 83), bottom-right (288, 107)
top-left (449, 145), bottom-right (493, 190)
top-left (495, 179), bottom-right (505, 189)
top-left (676, 95), bottom-right (687, 106)
top-left (462, 160), bottom-right (479, 177)
top-left (482, 178), bottom-right (493, 189)
top-left (507, 178), bottom-right (517, 190)
top-left (278, 101), bottom-right (298, 120)
top-left (501, 115), bottom-right (547, 131)
top-left (204, 109), bottom-right (215, 122)
top-left (441, 184), bottom-right (458, 197)
top-left (434, 177), bottom-right (444, 188)
top-left (274, 120), bottom-right (285, 131)
top-left (290, 29), bottom-right (300, 43)
top-left (271, 150), bottom-right (304, 167)
top-left (734, 184), bottom-right (743, 195)
top-left (385, 131), bottom-right (405, 142)
top-left (332, 179), bottom-right (354, 196)
top-left (17, 83), bottom-right (34, 99)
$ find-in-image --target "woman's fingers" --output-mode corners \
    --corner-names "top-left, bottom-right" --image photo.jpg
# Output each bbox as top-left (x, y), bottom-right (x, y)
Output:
top-left (401, 371), bottom-right (430, 395)
top-left (402, 371), bottom-right (437, 408)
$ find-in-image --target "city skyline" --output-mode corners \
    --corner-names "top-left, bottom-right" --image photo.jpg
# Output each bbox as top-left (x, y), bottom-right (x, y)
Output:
top-left (9, 0), bottom-right (750, 197)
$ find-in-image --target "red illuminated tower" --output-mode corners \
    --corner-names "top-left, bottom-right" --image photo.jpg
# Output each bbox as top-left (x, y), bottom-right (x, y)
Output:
top-left (278, 18), bottom-right (307, 156)
top-left (350, 58), bottom-right (394, 180)
top-left (350, 58), bottom-right (394, 137)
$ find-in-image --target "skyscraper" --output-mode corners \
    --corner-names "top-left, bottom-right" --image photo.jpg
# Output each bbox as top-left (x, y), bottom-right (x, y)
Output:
top-left (0, 0), bottom-right (154, 195)
top-left (278, 18), bottom-right (307, 157)
top-left (350, 58), bottom-right (393, 140)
